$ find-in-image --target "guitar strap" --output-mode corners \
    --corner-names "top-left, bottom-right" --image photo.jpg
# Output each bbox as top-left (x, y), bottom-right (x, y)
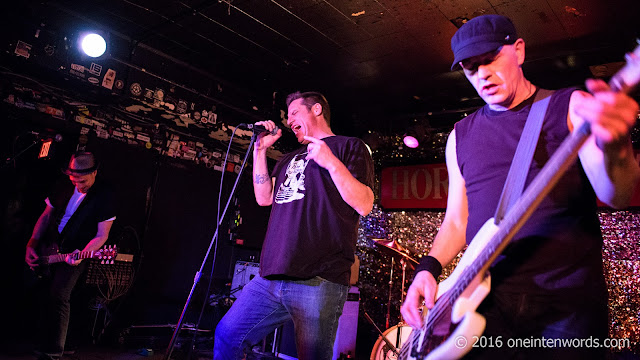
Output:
top-left (494, 88), bottom-right (554, 224)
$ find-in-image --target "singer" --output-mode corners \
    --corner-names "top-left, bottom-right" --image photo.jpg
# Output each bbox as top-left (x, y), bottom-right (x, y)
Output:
top-left (214, 91), bottom-right (374, 359)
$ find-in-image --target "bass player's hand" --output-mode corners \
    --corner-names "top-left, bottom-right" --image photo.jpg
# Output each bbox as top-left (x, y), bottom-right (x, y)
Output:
top-left (401, 270), bottom-right (438, 328)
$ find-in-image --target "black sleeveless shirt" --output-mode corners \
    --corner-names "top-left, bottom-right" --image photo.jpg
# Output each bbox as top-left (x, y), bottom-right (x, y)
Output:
top-left (454, 88), bottom-right (606, 298)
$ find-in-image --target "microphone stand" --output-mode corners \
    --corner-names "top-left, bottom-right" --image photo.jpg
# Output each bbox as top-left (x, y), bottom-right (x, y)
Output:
top-left (2, 138), bottom-right (39, 169)
top-left (164, 133), bottom-right (258, 360)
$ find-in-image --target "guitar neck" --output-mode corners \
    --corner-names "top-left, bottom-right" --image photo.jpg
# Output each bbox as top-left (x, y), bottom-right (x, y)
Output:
top-left (42, 250), bottom-right (97, 265)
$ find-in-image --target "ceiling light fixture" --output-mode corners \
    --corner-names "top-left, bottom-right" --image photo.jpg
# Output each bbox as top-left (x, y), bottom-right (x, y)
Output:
top-left (80, 33), bottom-right (107, 58)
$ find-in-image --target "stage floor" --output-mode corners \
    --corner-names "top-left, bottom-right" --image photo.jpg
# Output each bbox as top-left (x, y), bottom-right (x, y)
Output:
top-left (0, 343), bottom-right (292, 360)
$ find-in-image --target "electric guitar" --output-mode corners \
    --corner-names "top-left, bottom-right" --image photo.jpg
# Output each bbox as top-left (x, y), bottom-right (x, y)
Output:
top-left (35, 244), bottom-right (118, 267)
top-left (400, 42), bottom-right (640, 360)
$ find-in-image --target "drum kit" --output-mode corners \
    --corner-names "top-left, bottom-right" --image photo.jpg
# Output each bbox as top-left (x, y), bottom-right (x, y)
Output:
top-left (367, 237), bottom-right (419, 360)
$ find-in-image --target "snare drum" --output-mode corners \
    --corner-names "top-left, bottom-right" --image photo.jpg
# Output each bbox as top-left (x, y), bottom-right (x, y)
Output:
top-left (370, 324), bottom-right (412, 360)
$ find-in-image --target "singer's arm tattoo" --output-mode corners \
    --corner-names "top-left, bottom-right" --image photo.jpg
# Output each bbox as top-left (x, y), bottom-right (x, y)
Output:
top-left (254, 173), bottom-right (271, 184)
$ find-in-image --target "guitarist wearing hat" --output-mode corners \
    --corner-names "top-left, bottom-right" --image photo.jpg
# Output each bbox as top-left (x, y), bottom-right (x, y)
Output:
top-left (401, 14), bottom-right (639, 360)
top-left (25, 151), bottom-right (117, 360)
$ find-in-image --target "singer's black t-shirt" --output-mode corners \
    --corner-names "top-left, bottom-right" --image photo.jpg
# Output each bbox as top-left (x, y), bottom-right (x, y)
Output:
top-left (259, 135), bottom-right (374, 286)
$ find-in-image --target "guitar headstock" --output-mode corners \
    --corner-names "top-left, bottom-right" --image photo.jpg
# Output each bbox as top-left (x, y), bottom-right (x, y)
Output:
top-left (94, 244), bottom-right (118, 264)
top-left (609, 40), bottom-right (640, 94)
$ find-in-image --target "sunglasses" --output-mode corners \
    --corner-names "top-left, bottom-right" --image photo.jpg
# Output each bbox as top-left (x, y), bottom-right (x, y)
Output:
top-left (459, 46), bottom-right (503, 73)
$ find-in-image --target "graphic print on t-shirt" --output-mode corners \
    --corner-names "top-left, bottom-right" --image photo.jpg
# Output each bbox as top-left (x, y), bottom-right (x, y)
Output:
top-left (275, 152), bottom-right (309, 204)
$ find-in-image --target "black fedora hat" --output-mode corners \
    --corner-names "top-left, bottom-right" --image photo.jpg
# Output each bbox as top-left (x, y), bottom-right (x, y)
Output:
top-left (63, 152), bottom-right (99, 176)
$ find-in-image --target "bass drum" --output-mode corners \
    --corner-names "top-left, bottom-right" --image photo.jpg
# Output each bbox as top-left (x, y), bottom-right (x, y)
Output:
top-left (370, 325), bottom-right (412, 360)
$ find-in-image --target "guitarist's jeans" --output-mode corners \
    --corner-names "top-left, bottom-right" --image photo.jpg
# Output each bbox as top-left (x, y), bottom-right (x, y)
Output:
top-left (214, 275), bottom-right (348, 360)
top-left (464, 288), bottom-right (608, 360)
top-left (39, 261), bottom-right (88, 360)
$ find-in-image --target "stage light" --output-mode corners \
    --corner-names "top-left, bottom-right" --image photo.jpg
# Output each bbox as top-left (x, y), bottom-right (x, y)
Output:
top-left (403, 121), bottom-right (432, 149)
top-left (403, 135), bottom-right (420, 148)
top-left (80, 33), bottom-right (106, 58)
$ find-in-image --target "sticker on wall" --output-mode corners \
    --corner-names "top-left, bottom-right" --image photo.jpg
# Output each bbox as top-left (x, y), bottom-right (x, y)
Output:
top-left (102, 69), bottom-right (116, 90)
top-left (44, 44), bottom-right (55, 56)
top-left (130, 83), bottom-right (142, 96)
top-left (115, 79), bottom-right (124, 90)
top-left (88, 77), bottom-right (100, 85)
top-left (96, 129), bottom-right (110, 139)
top-left (154, 88), bottom-right (165, 101)
top-left (153, 88), bottom-right (164, 107)
top-left (70, 64), bottom-right (85, 78)
top-left (136, 133), bottom-right (151, 143)
top-left (71, 64), bottom-right (85, 72)
top-left (88, 63), bottom-right (103, 76)
top-left (44, 106), bottom-right (64, 119)
top-left (15, 40), bottom-right (32, 58)
top-left (177, 100), bottom-right (188, 114)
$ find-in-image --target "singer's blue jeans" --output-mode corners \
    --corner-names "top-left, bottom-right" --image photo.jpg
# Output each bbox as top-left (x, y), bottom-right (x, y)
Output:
top-left (214, 275), bottom-right (348, 360)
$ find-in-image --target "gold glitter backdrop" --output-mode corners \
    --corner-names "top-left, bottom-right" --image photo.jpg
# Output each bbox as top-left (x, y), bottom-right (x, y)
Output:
top-left (357, 206), bottom-right (640, 354)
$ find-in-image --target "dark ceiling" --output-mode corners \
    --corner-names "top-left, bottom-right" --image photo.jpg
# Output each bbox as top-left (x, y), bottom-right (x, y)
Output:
top-left (3, 0), bottom-right (640, 138)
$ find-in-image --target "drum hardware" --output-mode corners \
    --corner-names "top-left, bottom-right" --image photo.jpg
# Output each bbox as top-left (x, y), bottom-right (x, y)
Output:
top-left (369, 238), bottom-right (418, 268)
top-left (363, 311), bottom-right (399, 357)
top-left (370, 238), bottom-right (418, 328)
top-left (369, 238), bottom-right (418, 359)
top-left (370, 324), bottom-right (412, 360)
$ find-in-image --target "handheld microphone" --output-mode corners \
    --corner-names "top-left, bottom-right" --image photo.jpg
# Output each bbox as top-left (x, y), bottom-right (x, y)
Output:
top-left (30, 131), bottom-right (63, 142)
top-left (247, 123), bottom-right (279, 136)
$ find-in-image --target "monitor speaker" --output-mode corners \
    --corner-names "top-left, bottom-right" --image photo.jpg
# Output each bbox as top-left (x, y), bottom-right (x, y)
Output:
top-left (230, 261), bottom-right (260, 298)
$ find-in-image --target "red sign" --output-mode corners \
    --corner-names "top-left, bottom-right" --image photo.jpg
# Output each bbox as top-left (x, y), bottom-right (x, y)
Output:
top-left (38, 140), bottom-right (52, 159)
top-left (380, 164), bottom-right (449, 209)
top-left (381, 151), bottom-right (640, 210)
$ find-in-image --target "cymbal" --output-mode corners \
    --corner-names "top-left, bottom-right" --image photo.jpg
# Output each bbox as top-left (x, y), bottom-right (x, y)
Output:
top-left (370, 238), bottom-right (418, 265)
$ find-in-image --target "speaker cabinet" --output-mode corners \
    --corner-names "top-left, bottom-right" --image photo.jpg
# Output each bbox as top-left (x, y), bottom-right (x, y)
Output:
top-left (231, 261), bottom-right (260, 298)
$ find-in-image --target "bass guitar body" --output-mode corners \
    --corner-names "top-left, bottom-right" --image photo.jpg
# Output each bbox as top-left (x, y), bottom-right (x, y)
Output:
top-left (404, 219), bottom-right (498, 360)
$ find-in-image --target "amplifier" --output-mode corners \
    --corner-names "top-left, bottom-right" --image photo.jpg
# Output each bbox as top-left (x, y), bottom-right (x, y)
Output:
top-left (231, 261), bottom-right (260, 298)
